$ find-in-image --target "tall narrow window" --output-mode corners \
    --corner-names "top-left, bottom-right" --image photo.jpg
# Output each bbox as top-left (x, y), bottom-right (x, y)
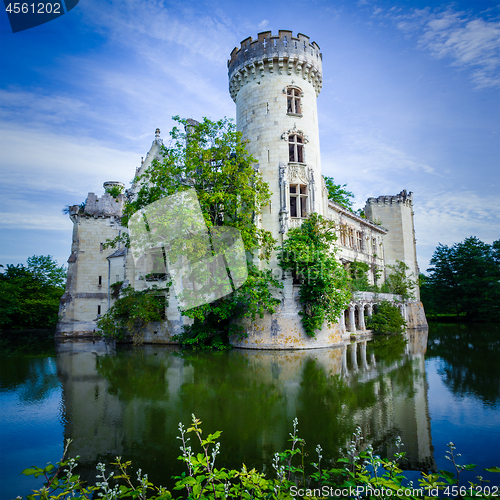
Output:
top-left (290, 184), bottom-right (308, 218)
top-left (287, 87), bottom-right (301, 114)
top-left (98, 275), bottom-right (102, 286)
top-left (348, 228), bottom-right (355, 248)
top-left (97, 305), bottom-right (101, 315)
top-left (288, 135), bottom-right (304, 163)
top-left (356, 231), bottom-right (363, 251)
top-left (339, 224), bottom-right (347, 246)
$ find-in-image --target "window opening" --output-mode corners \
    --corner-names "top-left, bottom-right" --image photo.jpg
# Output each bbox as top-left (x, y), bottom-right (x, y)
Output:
top-left (288, 134), bottom-right (304, 163)
top-left (97, 305), bottom-right (101, 315)
top-left (356, 231), bottom-right (363, 251)
top-left (156, 295), bottom-right (166, 320)
top-left (284, 36), bottom-right (287, 47)
top-left (98, 275), bottom-right (102, 286)
top-left (289, 184), bottom-right (308, 218)
top-left (348, 228), bottom-right (355, 248)
top-left (339, 224), bottom-right (347, 246)
top-left (287, 87), bottom-right (301, 114)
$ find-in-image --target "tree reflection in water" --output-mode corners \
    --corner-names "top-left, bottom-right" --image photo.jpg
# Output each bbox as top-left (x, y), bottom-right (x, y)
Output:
top-left (53, 330), bottom-right (434, 489)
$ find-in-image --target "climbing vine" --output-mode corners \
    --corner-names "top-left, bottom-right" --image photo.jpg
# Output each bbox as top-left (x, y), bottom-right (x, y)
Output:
top-left (277, 213), bottom-right (351, 337)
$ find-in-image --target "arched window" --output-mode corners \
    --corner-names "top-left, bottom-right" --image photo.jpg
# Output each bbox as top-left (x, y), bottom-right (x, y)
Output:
top-left (287, 87), bottom-right (302, 115)
top-left (289, 134), bottom-right (304, 163)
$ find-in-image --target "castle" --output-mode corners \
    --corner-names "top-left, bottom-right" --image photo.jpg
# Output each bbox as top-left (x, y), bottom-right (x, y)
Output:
top-left (56, 30), bottom-right (427, 347)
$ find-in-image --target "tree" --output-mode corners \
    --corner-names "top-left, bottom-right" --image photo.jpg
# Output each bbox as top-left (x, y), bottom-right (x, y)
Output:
top-left (124, 116), bottom-right (275, 259)
top-left (323, 176), bottom-right (354, 210)
top-left (0, 255), bottom-right (66, 330)
top-left (102, 117), bottom-right (281, 348)
top-left (424, 237), bottom-right (500, 320)
top-left (277, 213), bottom-right (351, 337)
top-left (349, 261), bottom-right (371, 292)
top-left (384, 261), bottom-right (416, 301)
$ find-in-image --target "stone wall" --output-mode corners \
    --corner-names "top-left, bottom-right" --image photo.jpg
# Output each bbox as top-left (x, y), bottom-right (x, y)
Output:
top-left (364, 190), bottom-right (420, 299)
top-left (56, 188), bottom-right (127, 337)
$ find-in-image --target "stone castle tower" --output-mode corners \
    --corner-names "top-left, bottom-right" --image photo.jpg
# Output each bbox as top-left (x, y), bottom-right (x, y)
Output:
top-left (365, 191), bottom-right (420, 299)
top-left (228, 31), bottom-right (324, 245)
top-left (56, 30), bottom-right (427, 342)
top-left (57, 182), bottom-right (126, 335)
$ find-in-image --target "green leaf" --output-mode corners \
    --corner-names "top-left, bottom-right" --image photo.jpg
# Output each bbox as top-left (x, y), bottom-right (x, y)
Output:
top-left (485, 466), bottom-right (500, 473)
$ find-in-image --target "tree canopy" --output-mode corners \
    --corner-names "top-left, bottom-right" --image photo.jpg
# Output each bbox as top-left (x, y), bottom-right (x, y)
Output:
top-left (421, 237), bottom-right (500, 320)
top-left (0, 255), bottom-right (66, 330)
top-left (125, 116), bottom-right (275, 259)
top-left (323, 176), bottom-right (355, 210)
top-left (102, 117), bottom-right (281, 348)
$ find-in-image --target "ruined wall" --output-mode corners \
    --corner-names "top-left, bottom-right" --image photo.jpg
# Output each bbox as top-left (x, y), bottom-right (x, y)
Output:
top-left (327, 200), bottom-right (387, 285)
top-left (56, 188), bottom-right (126, 337)
top-left (364, 191), bottom-right (421, 297)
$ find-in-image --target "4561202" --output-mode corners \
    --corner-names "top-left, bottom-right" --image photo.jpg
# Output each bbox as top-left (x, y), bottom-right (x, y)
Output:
top-left (5, 3), bottom-right (62, 14)
top-left (444, 485), bottom-right (499, 497)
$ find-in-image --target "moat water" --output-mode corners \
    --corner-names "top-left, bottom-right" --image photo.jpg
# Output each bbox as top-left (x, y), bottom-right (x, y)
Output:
top-left (1, 323), bottom-right (499, 499)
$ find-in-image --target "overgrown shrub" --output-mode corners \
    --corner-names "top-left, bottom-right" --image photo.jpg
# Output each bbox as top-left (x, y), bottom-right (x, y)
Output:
top-left (97, 285), bottom-right (168, 343)
top-left (366, 300), bottom-right (406, 334)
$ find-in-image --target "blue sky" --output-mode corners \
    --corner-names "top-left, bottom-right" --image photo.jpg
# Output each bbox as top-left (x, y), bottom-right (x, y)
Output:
top-left (0, 0), bottom-right (499, 273)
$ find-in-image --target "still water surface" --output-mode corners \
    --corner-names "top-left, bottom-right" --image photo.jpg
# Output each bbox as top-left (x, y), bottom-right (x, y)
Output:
top-left (0, 323), bottom-right (499, 499)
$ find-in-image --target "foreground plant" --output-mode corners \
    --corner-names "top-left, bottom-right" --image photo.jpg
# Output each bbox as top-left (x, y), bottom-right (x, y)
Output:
top-left (19, 417), bottom-right (499, 499)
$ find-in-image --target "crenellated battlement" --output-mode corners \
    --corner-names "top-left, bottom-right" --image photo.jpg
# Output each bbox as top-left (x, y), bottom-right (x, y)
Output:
top-left (228, 30), bottom-right (323, 101)
top-left (366, 190), bottom-right (413, 208)
top-left (68, 182), bottom-right (125, 219)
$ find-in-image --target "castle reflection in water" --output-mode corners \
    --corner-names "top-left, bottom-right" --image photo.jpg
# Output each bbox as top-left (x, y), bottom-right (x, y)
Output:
top-left (55, 330), bottom-right (434, 486)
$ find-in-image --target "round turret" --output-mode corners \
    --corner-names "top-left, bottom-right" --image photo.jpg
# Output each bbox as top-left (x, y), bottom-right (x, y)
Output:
top-left (103, 181), bottom-right (125, 192)
top-left (228, 31), bottom-right (325, 242)
top-left (228, 30), bottom-right (322, 101)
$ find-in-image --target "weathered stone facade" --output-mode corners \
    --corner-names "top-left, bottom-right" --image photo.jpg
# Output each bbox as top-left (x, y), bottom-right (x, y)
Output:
top-left (56, 30), bottom-right (427, 344)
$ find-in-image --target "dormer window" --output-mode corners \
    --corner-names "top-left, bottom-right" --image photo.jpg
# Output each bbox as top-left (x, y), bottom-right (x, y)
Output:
top-left (286, 87), bottom-right (302, 115)
top-left (289, 134), bottom-right (304, 163)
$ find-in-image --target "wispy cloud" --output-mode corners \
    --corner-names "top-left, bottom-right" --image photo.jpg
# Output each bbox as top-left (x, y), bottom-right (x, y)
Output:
top-left (415, 189), bottom-right (500, 248)
top-left (418, 11), bottom-right (500, 89)
top-left (381, 7), bottom-right (500, 89)
top-left (414, 188), bottom-right (500, 270)
top-left (0, 211), bottom-right (72, 230)
top-left (0, 124), bottom-right (139, 195)
top-left (81, 0), bottom-right (236, 66)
